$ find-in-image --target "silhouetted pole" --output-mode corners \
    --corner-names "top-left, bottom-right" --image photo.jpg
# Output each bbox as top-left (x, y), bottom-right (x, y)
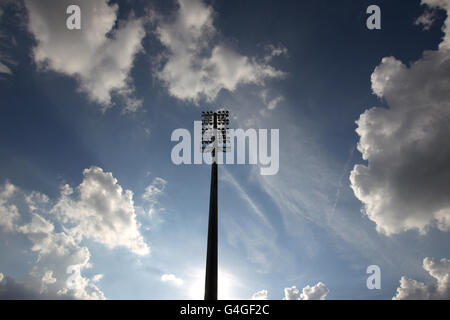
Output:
top-left (202, 110), bottom-right (229, 301)
top-left (204, 117), bottom-right (218, 300)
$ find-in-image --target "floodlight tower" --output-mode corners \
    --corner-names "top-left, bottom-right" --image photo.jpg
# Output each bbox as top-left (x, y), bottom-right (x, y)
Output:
top-left (201, 110), bottom-right (230, 301)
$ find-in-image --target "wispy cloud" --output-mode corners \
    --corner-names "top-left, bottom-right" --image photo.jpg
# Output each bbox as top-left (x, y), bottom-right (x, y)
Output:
top-left (330, 145), bottom-right (355, 217)
top-left (221, 167), bottom-right (271, 227)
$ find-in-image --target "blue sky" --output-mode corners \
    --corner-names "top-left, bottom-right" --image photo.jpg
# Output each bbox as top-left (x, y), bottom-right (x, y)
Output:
top-left (1, 0), bottom-right (450, 300)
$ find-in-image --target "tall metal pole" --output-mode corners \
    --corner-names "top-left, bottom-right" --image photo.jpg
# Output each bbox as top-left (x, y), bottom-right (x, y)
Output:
top-left (202, 110), bottom-right (228, 301)
top-left (204, 113), bottom-right (218, 300)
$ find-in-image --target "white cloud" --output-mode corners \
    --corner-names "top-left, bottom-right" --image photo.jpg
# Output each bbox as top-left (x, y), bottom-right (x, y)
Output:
top-left (267, 96), bottom-right (283, 110)
top-left (299, 282), bottom-right (330, 300)
top-left (0, 61), bottom-right (11, 75)
top-left (142, 177), bottom-right (167, 202)
top-left (24, 0), bottom-right (145, 110)
top-left (52, 166), bottom-right (150, 255)
top-left (161, 273), bottom-right (183, 287)
top-left (0, 166), bottom-right (149, 299)
top-left (283, 282), bottom-right (329, 300)
top-left (283, 286), bottom-right (300, 300)
top-left (20, 213), bottom-right (105, 299)
top-left (142, 177), bottom-right (167, 216)
top-left (255, 282), bottom-right (329, 300)
top-left (91, 274), bottom-right (104, 283)
top-left (259, 89), bottom-right (284, 112)
top-left (25, 191), bottom-right (49, 212)
top-left (0, 181), bottom-right (19, 232)
top-left (0, 1), bottom-right (20, 78)
top-left (350, 0), bottom-right (450, 235)
top-left (153, 0), bottom-right (285, 103)
top-left (415, 9), bottom-right (437, 30)
top-left (394, 257), bottom-right (450, 299)
top-left (0, 210), bottom-right (104, 299)
top-left (42, 271), bottom-right (57, 285)
top-left (264, 44), bottom-right (288, 62)
top-left (416, 0), bottom-right (450, 40)
top-left (251, 289), bottom-right (268, 300)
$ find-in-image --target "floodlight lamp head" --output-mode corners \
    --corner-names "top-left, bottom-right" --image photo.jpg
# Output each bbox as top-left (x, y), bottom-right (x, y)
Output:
top-left (200, 110), bottom-right (231, 154)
